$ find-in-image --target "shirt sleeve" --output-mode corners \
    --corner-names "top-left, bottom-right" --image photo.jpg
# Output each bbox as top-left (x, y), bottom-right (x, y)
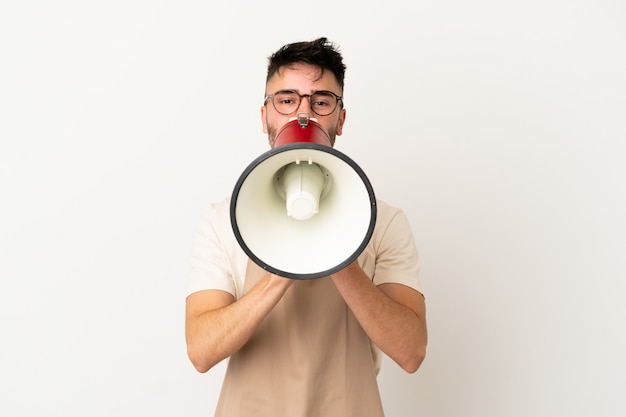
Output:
top-left (369, 203), bottom-right (422, 294)
top-left (187, 200), bottom-right (239, 298)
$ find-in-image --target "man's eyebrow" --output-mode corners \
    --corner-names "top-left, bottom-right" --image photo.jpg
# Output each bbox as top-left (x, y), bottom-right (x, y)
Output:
top-left (271, 89), bottom-right (336, 95)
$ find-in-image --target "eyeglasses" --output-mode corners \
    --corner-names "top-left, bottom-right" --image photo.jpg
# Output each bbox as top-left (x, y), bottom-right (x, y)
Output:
top-left (264, 90), bottom-right (343, 117)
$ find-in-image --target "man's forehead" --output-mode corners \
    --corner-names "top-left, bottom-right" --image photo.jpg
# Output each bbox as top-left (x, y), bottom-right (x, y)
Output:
top-left (272, 63), bottom-right (323, 79)
top-left (266, 64), bottom-right (340, 92)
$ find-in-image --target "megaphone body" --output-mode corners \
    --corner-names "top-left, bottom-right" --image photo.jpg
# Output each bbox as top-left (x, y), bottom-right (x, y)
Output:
top-left (230, 114), bottom-right (377, 280)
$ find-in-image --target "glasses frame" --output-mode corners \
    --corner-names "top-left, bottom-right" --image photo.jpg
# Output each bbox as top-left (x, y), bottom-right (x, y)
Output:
top-left (264, 90), bottom-right (343, 117)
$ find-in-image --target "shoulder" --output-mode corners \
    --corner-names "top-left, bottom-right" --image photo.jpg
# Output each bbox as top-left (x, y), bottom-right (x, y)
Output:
top-left (373, 199), bottom-right (413, 238)
top-left (194, 197), bottom-right (235, 244)
top-left (189, 196), bottom-right (247, 298)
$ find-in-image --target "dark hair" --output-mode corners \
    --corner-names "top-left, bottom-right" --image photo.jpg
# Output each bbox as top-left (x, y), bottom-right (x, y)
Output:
top-left (266, 37), bottom-right (346, 90)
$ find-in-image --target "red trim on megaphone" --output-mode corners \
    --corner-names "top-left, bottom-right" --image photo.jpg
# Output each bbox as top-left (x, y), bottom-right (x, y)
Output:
top-left (273, 118), bottom-right (332, 148)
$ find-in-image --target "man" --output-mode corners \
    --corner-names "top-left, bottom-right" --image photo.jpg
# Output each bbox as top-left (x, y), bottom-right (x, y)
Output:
top-left (186, 37), bottom-right (427, 417)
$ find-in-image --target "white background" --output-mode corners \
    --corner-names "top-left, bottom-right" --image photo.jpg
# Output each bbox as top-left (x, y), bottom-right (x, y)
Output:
top-left (1, 1), bottom-right (624, 416)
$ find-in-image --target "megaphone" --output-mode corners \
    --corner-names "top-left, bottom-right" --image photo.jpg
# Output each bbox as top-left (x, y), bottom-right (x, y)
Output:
top-left (230, 113), bottom-right (377, 280)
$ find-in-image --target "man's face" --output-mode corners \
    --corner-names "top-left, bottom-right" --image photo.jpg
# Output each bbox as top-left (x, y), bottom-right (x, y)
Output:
top-left (261, 63), bottom-right (346, 148)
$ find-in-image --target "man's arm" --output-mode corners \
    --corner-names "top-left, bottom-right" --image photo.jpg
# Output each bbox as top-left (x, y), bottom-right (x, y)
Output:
top-left (185, 273), bottom-right (293, 373)
top-left (331, 261), bottom-right (427, 373)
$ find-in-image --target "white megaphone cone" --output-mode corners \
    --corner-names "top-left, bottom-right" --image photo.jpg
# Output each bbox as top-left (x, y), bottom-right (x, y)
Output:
top-left (230, 113), bottom-right (377, 280)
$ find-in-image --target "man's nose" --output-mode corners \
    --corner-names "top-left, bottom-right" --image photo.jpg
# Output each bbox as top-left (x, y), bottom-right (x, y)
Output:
top-left (296, 95), bottom-right (313, 113)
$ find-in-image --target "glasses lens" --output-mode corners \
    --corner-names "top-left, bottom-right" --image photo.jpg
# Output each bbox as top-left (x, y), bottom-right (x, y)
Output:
top-left (272, 91), bottom-right (300, 115)
top-left (310, 92), bottom-right (338, 116)
top-left (270, 91), bottom-right (340, 116)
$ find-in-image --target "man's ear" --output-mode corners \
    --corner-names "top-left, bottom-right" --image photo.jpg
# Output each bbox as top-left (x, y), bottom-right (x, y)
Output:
top-left (261, 105), bottom-right (268, 134)
top-left (336, 108), bottom-right (346, 136)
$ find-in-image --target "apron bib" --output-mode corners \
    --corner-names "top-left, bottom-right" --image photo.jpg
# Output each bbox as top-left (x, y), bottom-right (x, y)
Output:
top-left (213, 259), bottom-right (385, 417)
